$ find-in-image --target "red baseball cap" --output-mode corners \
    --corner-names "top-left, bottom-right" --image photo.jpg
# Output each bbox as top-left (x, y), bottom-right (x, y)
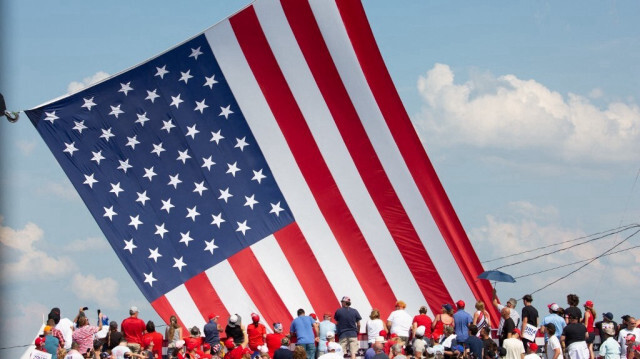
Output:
top-left (251, 313), bottom-right (260, 322)
top-left (309, 313), bottom-right (317, 320)
top-left (379, 330), bottom-right (388, 337)
top-left (203, 343), bottom-right (212, 351)
top-left (225, 338), bottom-right (236, 349)
top-left (456, 300), bottom-right (465, 308)
top-left (584, 300), bottom-right (594, 308)
top-left (186, 341), bottom-right (198, 351)
top-left (390, 333), bottom-right (398, 339)
top-left (529, 343), bottom-right (538, 352)
top-left (512, 328), bottom-right (521, 336)
top-left (35, 337), bottom-right (46, 347)
top-left (143, 337), bottom-right (154, 348)
top-left (208, 313), bottom-right (219, 320)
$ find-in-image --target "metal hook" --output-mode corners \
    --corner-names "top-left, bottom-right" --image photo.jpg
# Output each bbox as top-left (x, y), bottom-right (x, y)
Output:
top-left (4, 111), bottom-right (19, 123)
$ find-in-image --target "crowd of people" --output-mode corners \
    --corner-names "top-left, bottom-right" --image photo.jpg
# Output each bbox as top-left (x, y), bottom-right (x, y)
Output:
top-left (31, 293), bottom-right (640, 359)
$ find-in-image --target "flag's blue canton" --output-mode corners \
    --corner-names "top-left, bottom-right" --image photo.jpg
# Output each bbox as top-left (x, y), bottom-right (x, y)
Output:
top-left (27, 34), bottom-right (294, 301)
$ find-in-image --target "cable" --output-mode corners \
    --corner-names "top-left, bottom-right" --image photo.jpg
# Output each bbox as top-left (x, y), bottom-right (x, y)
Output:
top-left (482, 223), bottom-right (638, 264)
top-left (514, 244), bottom-right (640, 279)
top-left (491, 224), bottom-right (639, 270)
top-left (529, 228), bottom-right (640, 295)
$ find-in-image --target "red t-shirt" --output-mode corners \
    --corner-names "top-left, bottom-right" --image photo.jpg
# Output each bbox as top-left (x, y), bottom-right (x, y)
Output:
top-left (266, 333), bottom-right (285, 357)
top-left (121, 317), bottom-right (146, 344)
top-left (247, 323), bottom-right (267, 351)
top-left (413, 315), bottom-right (433, 337)
top-left (143, 332), bottom-right (163, 359)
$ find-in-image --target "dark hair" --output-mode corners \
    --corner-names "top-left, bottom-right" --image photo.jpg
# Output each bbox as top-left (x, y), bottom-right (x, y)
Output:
top-left (567, 294), bottom-right (579, 306)
top-left (109, 321), bottom-right (118, 331)
top-left (522, 294), bottom-right (533, 303)
top-left (146, 320), bottom-right (156, 333)
top-left (468, 324), bottom-right (478, 336)
top-left (297, 308), bottom-right (305, 316)
top-left (419, 306), bottom-right (427, 314)
top-left (545, 323), bottom-right (556, 335)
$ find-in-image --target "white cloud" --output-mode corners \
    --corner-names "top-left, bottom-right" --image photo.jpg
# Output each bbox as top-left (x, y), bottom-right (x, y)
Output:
top-left (0, 301), bottom-right (49, 350)
top-left (0, 218), bottom-right (76, 281)
top-left (67, 71), bottom-right (109, 94)
top-left (63, 237), bottom-right (109, 252)
top-left (71, 274), bottom-right (120, 309)
top-left (37, 180), bottom-right (80, 201)
top-left (415, 64), bottom-right (640, 163)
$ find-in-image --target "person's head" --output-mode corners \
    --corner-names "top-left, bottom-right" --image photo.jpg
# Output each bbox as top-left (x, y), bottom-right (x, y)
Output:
top-left (370, 309), bottom-right (380, 320)
top-left (481, 327), bottom-right (491, 338)
top-left (373, 342), bottom-right (384, 354)
top-left (208, 313), bottom-right (219, 323)
top-left (568, 312), bottom-right (580, 322)
top-left (293, 346), bottom-right (306, 359)
top-left (528, 343), bottom-right (538, 354)
top-left (444, 325), bottom-right (454, 335)
top-left (456, 300), bottom-right (465, 309)
top-left (507, 298), bottom-right (517, 309)
top-left (567, 294), bottom-right (579, 307)
top-left (323, 312), bottom-right (332, 321)
top-left (242, 348), bottom-right (253, 359)
top-left (146, 320), bottom-right (156, 333)
top-left (35, 336), bottom-right (46, 349)
top-left (442, 303), bottom-right (453, 315)
top-left (522, 294), bottom-right (533, 305)
top-left (395, 300), bottom-right (406, 310)
top-left (190, 326), bottom-right (201, 337)
top-left (77, 316), bottom-right (88, 327)
top-left (512, 328), bottom-right (521, 338)
top-left (391, 344), bottom-right (403, 356)
top-left (603, 312), bottom-right (614, 322)
top-left (109, 321), bottom-right (118, 331)
top-left (281, 337), bottom-right (290, 346)
top-left (170, 315), bottom-right (179, 328)
top-left (129, 306), bottom-right (139, 317)
top-left (419, 306), bottom-right (427, 315)
top-left (251, 313), bottom-right (260, 324)
top-left (628, 317), bottom-right (637, 329)
top-left (71, 341), bottom-right (80, 350)
top-left (547, 303), bottom-right (560, 314)
top-left (602, 323), bottom-right (616, 338)
top-left (43, 325), bottom-right (52, 335)
top-left (144, 337), bottom-right (155, 351)
top-left (297, 308), bottom-right (305, 317)
top-left (203, 343), bottom-right (211, 353)
top-left (48, 308), bottom-right (61, 325)
top-left (415, 326), bottom-right (426, 338)
top-left (475, 301), bottom-right (485, 312)
top-left (341, 296), bottom-right (351, 307)
top-left (468, 324), bottom-right (478, 337)
top-left (225, 338), bottom-right (235, 350)
top-left (274, 322), bottom-right (283, 333)
top-left (500, 307), bottom-right (511, 319)
top-left (326, 331), bottom-right (336, 342)
top-left (545, 323), bottom-right (556, 336)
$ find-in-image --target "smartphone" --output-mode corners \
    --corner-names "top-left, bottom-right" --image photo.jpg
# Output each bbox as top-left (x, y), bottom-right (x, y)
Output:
top-left (83, 307), bottom-right (89, 311)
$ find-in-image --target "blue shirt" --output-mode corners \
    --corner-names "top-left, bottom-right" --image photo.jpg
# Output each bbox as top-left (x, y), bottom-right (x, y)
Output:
top-left (334, 307), bottom-right (362, 339)
top-left (453, 309), bottom-right (473, 343)
top-left (541, 313), bottom-right (566, 341)
top-left (204, 319), bottom-right (220, 346)
top-left (318, 320), bottom-right (337, 352)
top-left (43, 334), bottom-right (60, 357)
top-left (290, 315), bottom-right (316, 344)
top-left (466, 336), bottom-right (483, 358)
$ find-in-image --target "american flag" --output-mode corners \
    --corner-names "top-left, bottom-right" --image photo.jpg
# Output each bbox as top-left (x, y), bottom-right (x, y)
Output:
top-left (26, 0), bottom-right (496, 331)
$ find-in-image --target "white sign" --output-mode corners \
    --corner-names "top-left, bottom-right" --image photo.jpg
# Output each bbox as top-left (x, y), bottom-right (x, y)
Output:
top-left (523, 324), bottom-right (538, 342)
top-left (30, 350), bottom-right (52, 359)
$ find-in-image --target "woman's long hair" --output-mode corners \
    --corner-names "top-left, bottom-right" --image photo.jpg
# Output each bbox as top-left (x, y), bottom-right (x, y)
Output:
top-left (168, 315), bottom-right (180, 341)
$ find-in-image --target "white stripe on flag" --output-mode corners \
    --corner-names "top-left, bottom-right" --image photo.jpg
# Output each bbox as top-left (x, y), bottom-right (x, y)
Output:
top-left (253, 0), bottom-right (428, 312)
top-left (204, 20), bottom-right (372, 312)
top-left (310, 0), bottom-right (477, 306)
top-left (251, 235), bottom-right (315, 317)
top-left (165, 285), bottom-right (207, 333)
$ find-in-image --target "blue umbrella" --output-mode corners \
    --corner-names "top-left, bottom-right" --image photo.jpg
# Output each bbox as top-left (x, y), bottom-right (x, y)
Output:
top-left (478, 270), bottom-right (516, 283)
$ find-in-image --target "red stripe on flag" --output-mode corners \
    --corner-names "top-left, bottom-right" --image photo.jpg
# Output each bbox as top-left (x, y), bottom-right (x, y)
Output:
top-left (184, 272), bottom-right (231, 326)
top-left (334, 0), bottom-right (497, 324)
top-left (151, 295), bottom-right (187, 330)
top-left (230, 6), bottom-right (397, 313)
top-left (227, 247), bottom-right (294, 328)
top-left (274, 222), bottom-right (340, 316)
top-left (280, 0), bottom-right (454, 314)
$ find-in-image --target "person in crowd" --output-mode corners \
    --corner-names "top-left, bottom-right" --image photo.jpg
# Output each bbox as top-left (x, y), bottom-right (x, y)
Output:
top-left (439, 326), bottom-right (457, 359)
top-left (365, 336), bottom-right (386, 359)
top-left (371, 342), bottom-right (388, 359)
top-left (205, 314), bottom-right (222, 348)
top-left (479, 327), bottom-right (494, 359)
top-left (387, 300), bottom-right (413, 342)
top-left (318, 342), bottom-right (343, 359)
top-left (432, 304), bottom-right (454, 343)
top-left (599, 323), bottom-right (621, 359)
top-left (493, 290), bottom-right (520, 343)
top-left (45, 317), bottom-right (66, 350)
top-left (366, 309), bottom-right (386, 347)
top-left (391, 343), bottom-right (407, 359)
top-left (121, 306), bottom-right (145, 353)
top-left (561, 313), bottom-right (589, 359)
top-left (564, 295), bottom-right (582, 325)
top-left (227, 314), bottom-right (245, 345)
top-left (166, 315), bottom-right (183, 350)
top-left (544, 323), bottom-right (562, 359)
top-left (523, 343), bottom-right (539, 359)
top-left (619, 318), bottom-right (640, 359)
top-left (291, 346), bottom-right (307, 359)
top-left (582, 300), bottom-right (596, 359)
top-left (247, 313), bottom-right (267, 358)
top-left (520, 294), bottom-right (539, 351)
top-left (143, 321), bottom-right (163, 359)
top-left (290, 308), bottom-right (318, 359)
top-left (596, 313), bottom-right (619, 343)
top-left (412, 326), bottom-right (429, 359)
top-left (43, 325), bottom-right (61, 357)
top-left (334, 296), bottom-right (362, 359)
top-left (34, 336), bottom-right (47, 353)
top-left (50, 307), bottom-right (74, 350)
top-left (169, 340), bottom-right (186, 359)
top-left (104, 321), bottom-right (123, 351)
top-left (412, 306), bottom-right (433, 342)
top-left (185, 326), bottom-right (203, 350)
top-left (73, 310), bottom-right (104, 354)
top-left (65, 341), bottom-right (85, 359)
top-left (201, 343), bottom-right (214, 359)
top-left (318, 313), bottom-right (337, 355)
top-left (453, 300), bottom-right (473, 346)
top-left (142, 337), bottom-right (156, 359)
top-left (541, 303), bottom-right (566, 342)
top-left (384, 333), bottom-right (403, 356)
top-left (273, 337), bottom-right (293, 359)
top-left (266, 323), bottom-right (286, 358)
top-left (500, 307), bottom-right (516, 348)
top-left (465, 324), bottom-right (483, 359)
top-left (620, 316), bottom-right (631, 332)
top-left (503, 329), bottom-right (525, 359)
top-left (472, 301), bottom-right (491, 338)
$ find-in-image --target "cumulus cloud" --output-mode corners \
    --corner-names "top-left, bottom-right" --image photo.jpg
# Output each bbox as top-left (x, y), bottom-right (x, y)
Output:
top-left (67, 71), bottom-right (110, 94)
top-left (415, 64), bottom-right (640, 163)
top-left (470, 202), bottom-right (640, 307)
top-left (37, 180), bottom-right (81, 201)
top-left (63, 237), bottom-right (109, 252)
top-left (0, 218), bottom-right (76, 281)
top-left (71, 274), bottom-right (120, 309)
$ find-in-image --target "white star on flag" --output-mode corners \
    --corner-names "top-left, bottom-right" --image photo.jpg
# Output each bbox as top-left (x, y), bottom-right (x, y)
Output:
top-left (155, 223), bottom-right (169, 239)
top-left (236, 220), bottom-right (251, 235)
top-left (155, 65), bottom-right (169, 79)
top-left (189, 46), bottom-right (203, 60)
top-left (103, 206), bottom-right (117, 221)
top-left (119, 82), bottom-right (134, 96)
top-left (143, 272), bottom-right (157, 286)
top-left (204, 239), bottom-right (218, 255)
top-left (219, 105), bottom-right (234, 119)
top-left (148, 247), bottom-right (162, 262)
top-left (109, 105), bottom-right (124, 118)
top-left (173, 257), bottom-right (186, 272)
top-left (83, 173), bottom-right (99, 188)
top-left (82, 97), bottom-right (97, 111)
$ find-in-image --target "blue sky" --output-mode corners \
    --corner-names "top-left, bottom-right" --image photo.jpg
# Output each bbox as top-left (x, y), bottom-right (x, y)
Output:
top-left (2, 1), bottom-right (640, 356)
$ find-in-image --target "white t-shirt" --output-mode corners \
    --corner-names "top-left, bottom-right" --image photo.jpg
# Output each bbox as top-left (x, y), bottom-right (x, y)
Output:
top-left (503, 338), bottom-right (525, 359)
top-left (618, 328), bottom-right (640, 358)
top-left (112, 344), bottom-right (132, 359)
top-left (367, 319), bottom-right (385, 343)
top-left (64, 349), bottom-right (85, 359)
top-left (387, 310), bottom-right (413, 337)
top-left (546, 335), bottom-right (562, 359)
top-left (524, 354), bottom-right (539, 359)
top-left (56, 318), bottom-right (74, 350)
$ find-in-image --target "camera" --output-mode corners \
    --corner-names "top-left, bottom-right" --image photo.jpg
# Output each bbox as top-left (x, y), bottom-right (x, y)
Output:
top-left (82, 307), bottom-right (89, 311)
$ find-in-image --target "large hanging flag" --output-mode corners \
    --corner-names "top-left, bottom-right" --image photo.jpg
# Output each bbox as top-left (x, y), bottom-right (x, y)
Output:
top-left (26, 0), bottom-right (496, 330)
